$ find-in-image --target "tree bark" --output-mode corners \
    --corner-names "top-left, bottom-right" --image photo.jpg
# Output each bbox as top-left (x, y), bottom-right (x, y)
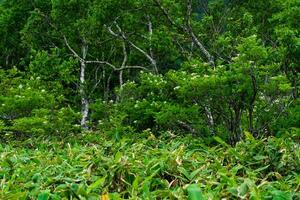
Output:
top-left (79, 41), bottom-right (89, 129)
top-left (204, 105), bottom-right (215, 135)
top-left (249, 65), bottom-right (258, 137)
top-left (63, 35), bottom-right (89, 130)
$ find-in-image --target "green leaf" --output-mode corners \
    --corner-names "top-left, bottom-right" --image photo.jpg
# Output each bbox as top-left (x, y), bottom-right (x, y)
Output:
top-left (253, 155), bottom-right (267, 161)
top-left (187, 184), bottom-right (204, 200)
top-left (4, 192), bottom-right (27, 200)
top-left (56, 184), bottom-right (68, 190)
top-left (114, 151), bottom-right (123, 163)
top-left (71, 183), bottom-right (79, 192)
top-left (142, 180), bottom-right (151, 198)
top-left (178, 167), bottom-right (191, 180)
top-left (32, 173), bottom-right (41, 183)
top-left (37, 191), bottom-right (50, 200)
top-left (214, 136), bottom-right (230, 147)
top-left (132, 175), bottom-right (140, 191)
top-left (244, 131), bottom-right (255, 141)
top-left (238, 181), bottom-right (249, 197)
top-left (190, 168), bottom-right (202, 180)
top-left (253, 165), bottom-right (269, 172)
top-left (87, 176), bottom-right (107, 193)
top-left (271, 190), bottom-right (291, 200)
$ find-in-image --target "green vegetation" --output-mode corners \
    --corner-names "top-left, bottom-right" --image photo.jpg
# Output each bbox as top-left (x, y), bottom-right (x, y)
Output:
top-left (1, 131), bottom-right (299, 199)
top-left (0, 0), bottom-right (299, 199)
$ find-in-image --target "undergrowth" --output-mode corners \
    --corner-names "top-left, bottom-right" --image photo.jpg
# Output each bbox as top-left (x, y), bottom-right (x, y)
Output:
top-left (0, 130), bottom-right (299, 199)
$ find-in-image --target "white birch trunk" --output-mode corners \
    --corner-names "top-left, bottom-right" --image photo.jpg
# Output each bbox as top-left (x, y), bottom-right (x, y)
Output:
top-left (80, 42), bottom-right (89, 129)
top-left (204, 106), bottom-right (215, 135)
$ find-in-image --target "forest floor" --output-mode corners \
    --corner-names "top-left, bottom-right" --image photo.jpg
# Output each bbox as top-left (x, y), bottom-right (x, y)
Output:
top-left (0, 132), bottom-right (299, 199)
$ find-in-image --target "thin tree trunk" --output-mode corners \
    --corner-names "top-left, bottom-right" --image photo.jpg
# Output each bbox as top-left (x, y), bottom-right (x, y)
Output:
top-left (5, 55), bottom-right (9, 67)
top-left (147, 15), bottom-right (158, 73)
top-left (232, 108), bottom-right (242, 144)
top-left (204, 105), bottom-right (215, 135)
top-left (228, 106), bottom-right (243, 145)
top-left (80, 61), bottom-right (89, 129)
top-left (80, 41), bottom-right (89, 129)
top-left (249, 65), bottom-right (258, 137)
top-left (63, 35), bottom-right (89, 130)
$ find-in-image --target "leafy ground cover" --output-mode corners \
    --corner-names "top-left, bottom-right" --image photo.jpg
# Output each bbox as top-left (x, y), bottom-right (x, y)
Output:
top-left (0, 130), bottom-right (299, 200)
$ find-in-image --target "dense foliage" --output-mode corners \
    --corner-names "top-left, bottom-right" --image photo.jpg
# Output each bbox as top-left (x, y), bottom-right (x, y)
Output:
top-left (1, 131), bottom-right (299, 199)
top-left (0, 0), bottom-right (299, 199)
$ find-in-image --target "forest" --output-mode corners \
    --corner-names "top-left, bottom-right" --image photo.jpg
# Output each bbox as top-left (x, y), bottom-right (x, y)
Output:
top-left (0, 0), bottom-right (299, 199)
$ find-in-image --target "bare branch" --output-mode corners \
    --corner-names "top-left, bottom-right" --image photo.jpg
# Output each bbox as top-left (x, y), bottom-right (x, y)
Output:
top-left (147, 14), bottom-right (154, 57)
top-left (177, 120), bottom-right (197, 135)
top-left (85, 60), bottom-right (149, 71)
top-left (127, 40), bottom-right (157, 68)
top-left (121, 41), bottom-right (128, 68)
top-left (119, 41), bottom-right (128, 91)
top-left (63, 35), bottom-right (83, 62)
top-left (105, 21), bottom-right (157, 72)
top-left (154, 0), bottom-right (185, 31)
top-left (119, 65), bottom-right (150, 71)
top-left (185, 0), bottom-right (214, 66)
top-left (105, 25), bottom-right (120, 38)
top-left (81, 37), bottom-right (88, 59)
top-left (115, 22), bottom-right (157, 69)
top-left (154, 0), bottom-right (215, 67)
top-left (85, 60), bottom-right (118, 70)
top-left (147, 14), bottom-right (158, 73)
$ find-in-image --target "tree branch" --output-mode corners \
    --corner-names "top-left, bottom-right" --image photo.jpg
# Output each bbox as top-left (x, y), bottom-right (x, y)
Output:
top-left (153, 0), bottom-right (185, 31)
top-left (105, 22), bottom-right (157, 72)
top-left (63, 35), bottom-right (84, 62)
top-left (177, 120), bottom-right (197, 135)
top-left (185, 0), bottom-right (215, 66)
top-left (85, 60), bottom-right (149, 72)
top-left (154, 0), bottom-right (215, 67)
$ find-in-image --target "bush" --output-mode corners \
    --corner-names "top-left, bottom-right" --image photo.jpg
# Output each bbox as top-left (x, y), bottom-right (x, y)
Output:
top-left (0, 69), bottom-right (80, 136)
